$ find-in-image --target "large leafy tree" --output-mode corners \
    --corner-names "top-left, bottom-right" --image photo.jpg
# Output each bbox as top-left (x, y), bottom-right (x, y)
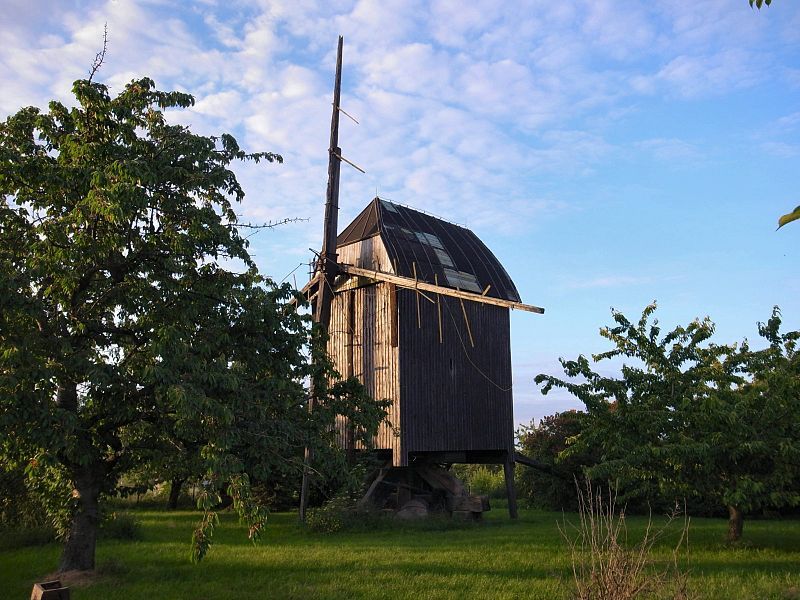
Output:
top-left (536, 305), bottom-right (800, 541)
top-left (0, 78), bottom-right (385, 571)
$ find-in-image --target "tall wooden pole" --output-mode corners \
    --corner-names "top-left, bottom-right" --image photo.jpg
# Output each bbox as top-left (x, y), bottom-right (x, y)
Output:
top-left (300, 35), bottom-right (344, 521)
top-left (316, 34), bottom-right (343, 329)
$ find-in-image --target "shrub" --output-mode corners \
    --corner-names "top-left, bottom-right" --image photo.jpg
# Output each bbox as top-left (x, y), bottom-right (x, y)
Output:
top-left (306, 503), bottom-right (346, 534)
top-left (452, 465), bottom-right (506, 499)
top-left (100, 512), bottom-right (142, 540)
top-left (0, 526), bottom-right (56, 551)
top-left (561, 481), bottom-right (691, 600)
top-left (517, 411), bottom-right (596, 511)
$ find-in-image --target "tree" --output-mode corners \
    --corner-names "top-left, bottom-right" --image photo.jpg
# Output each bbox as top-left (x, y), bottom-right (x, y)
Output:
top-left (0, 77), bottom-right (386, 571)
top-left (535, 304), bottom-right (800, 541)
top-left (516, 411), bottom-right (595, 511)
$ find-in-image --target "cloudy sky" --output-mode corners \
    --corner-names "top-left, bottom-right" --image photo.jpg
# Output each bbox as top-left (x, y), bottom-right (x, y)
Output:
top-left (3, 0), bottom-right (799, 426)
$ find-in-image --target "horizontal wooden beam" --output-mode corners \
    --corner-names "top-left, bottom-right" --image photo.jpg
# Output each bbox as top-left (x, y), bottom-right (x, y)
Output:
top-left (338, 264), bottom-right (545, 314)
top-left (299, 273), bottom-right (320, 296)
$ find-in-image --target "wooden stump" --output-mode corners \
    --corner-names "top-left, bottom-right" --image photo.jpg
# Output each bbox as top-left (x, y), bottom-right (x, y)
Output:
top-left (31, 581), bottom-right (70, 600)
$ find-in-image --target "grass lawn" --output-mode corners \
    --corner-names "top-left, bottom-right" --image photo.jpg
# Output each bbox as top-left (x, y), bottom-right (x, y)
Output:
top-left (1, 507), bottom-right (799, 599)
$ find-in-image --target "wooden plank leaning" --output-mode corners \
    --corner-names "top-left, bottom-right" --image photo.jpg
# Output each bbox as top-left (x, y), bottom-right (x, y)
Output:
top-left (338, 264), bottom-right (545, 314)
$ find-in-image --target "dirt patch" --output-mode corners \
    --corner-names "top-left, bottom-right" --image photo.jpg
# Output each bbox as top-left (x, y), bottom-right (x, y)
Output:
top-left (40, 560), bottom-right (127, 590)
top-left (39, 569), bottom-right (99, 589)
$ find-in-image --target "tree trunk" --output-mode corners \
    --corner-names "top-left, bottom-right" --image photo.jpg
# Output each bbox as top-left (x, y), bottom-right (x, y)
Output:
top-left (59, 470), bottom-right (101, 572)
top-left (727, 505), bottom-right (744, 542)
top-left (167, 477), bottom-right (185, 509)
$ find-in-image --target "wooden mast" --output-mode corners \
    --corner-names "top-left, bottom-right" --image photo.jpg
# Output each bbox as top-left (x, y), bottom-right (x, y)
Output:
top-left (300, 35), bottom-right (344, 521)
top-left (316, 34), bottom-right (344, 329)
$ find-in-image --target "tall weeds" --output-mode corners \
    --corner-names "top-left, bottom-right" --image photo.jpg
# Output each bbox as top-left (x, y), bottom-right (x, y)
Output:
top-left (560, 481), bottom-right (691, 600)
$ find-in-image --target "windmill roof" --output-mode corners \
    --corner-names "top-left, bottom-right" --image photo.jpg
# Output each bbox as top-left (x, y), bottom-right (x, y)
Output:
top-left (337, 198), bottom-right (521, 303)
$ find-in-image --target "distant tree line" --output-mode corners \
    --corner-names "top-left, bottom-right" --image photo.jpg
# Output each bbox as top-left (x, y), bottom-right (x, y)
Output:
top-left (520, 305), bottom-right (800, 541)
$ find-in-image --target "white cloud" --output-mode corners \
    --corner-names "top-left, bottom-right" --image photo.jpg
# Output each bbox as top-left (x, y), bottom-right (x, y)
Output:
top-left (759, 141), bottom-right (800, 158)
top-left (634, 138), bottom-right (703, 163)
top-left (1, 0), bottom-right (796, 278)
top-left (652, 49), bottom-right (764, 98)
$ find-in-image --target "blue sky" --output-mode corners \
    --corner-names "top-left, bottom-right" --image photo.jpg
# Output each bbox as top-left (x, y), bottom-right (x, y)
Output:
top-left (3, 0), bottom-right (798, 426)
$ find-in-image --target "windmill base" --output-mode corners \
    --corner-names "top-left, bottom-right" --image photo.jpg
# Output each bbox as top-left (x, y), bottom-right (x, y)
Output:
top-left (358, 465), bottom-right (491, 520)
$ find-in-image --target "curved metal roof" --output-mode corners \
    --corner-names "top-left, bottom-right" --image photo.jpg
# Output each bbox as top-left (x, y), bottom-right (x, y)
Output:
top-left (337, 198), bottom-right (521, 303)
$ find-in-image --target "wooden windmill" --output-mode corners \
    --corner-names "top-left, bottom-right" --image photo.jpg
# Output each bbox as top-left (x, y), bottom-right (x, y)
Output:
top-left (300, 38), bottom-right (544, 520)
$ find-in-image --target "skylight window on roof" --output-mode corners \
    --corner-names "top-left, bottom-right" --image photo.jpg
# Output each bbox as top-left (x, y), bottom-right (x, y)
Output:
top-left (443, 268), bottom-right (482, 293)
top-left (414, 231), bottom-right (444, 249)
top-left (399, 227), bottom-right (417, 241)
top-left (434, 247), bottom-right (455, 268)
top-left (381, 201), bottom-right (399, 213)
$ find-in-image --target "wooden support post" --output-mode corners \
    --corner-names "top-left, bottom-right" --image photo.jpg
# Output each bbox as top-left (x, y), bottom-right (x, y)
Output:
top-left (346, 290), bottom-right (355, 377)
top-left (413, 262), bottom-right (421, 329)
top-left (346, 291), bottom-right (355, 464)
top-left (459, 295), bottom-right (475, 347)
top-left (435, 274), bottom-right (443, 344)
top-left (398, 468), bottom-right (412, 508)
top-left (389, 283), bottom-right (398, 347)
top-left (504, 457), bottom-right (518, 519)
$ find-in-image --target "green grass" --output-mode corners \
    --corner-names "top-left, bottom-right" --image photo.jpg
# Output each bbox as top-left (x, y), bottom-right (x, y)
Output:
top-left (1, 507), bottom-right (799, 599)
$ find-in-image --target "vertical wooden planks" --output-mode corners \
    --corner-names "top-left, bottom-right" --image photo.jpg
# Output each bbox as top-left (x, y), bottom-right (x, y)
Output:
top-left (398, 290), bottom-right (513, 456)
top-left (326, 278), bottom-right (402, 464)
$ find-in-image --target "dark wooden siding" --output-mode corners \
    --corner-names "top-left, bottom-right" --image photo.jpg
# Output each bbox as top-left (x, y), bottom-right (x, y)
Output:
top-left (397, 288), bottom-right (513, 456)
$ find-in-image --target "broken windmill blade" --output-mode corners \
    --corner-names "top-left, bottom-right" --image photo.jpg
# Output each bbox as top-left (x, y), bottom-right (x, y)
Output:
top-left (336, 264), bottom-right (544, 314)
top-left (300, 34), bottom-right (366, 522)
top-left (300, 34), bottom-right (344, 522)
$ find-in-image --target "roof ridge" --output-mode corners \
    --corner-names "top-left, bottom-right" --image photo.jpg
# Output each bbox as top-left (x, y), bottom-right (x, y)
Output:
top-left (375, 196), bottom-right (469, 230)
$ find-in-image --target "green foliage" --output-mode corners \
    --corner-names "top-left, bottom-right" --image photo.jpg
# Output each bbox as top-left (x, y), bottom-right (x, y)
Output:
top-left (305, 496), bottom-right (352, 534)
top-left (749, 0), bottom-right (772, 8)
top-left (0, 76), bottom-right (388, 569)
top-left (0, 460), bottom-right (47, 530)
top-left (23, 455), bottom-right (75, 540)
top-left (536, 304), bottom-right (800, 538)
top-left (517, 411), bottom-right (594, 510)
top-left (452, 465), bottom-right (506, 499)
top-left (99, 512), bottom-right (141, 540)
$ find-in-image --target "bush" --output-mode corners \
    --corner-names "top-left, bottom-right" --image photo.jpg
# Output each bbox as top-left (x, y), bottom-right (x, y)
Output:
top-left (0, 526), bottom-right (56, 551)
top-left (561, 481), bottom-right (690, 600)
top-left (100, 512), bottom-right (142, 540)
top-left (452, 465), bottom-right (506, 499)
top-left (304, 495), bottom-right (384, 534)
top-left (517, 411), bottom-right (596, 511)
top-left (306, 502), bottom-right (347, 534)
